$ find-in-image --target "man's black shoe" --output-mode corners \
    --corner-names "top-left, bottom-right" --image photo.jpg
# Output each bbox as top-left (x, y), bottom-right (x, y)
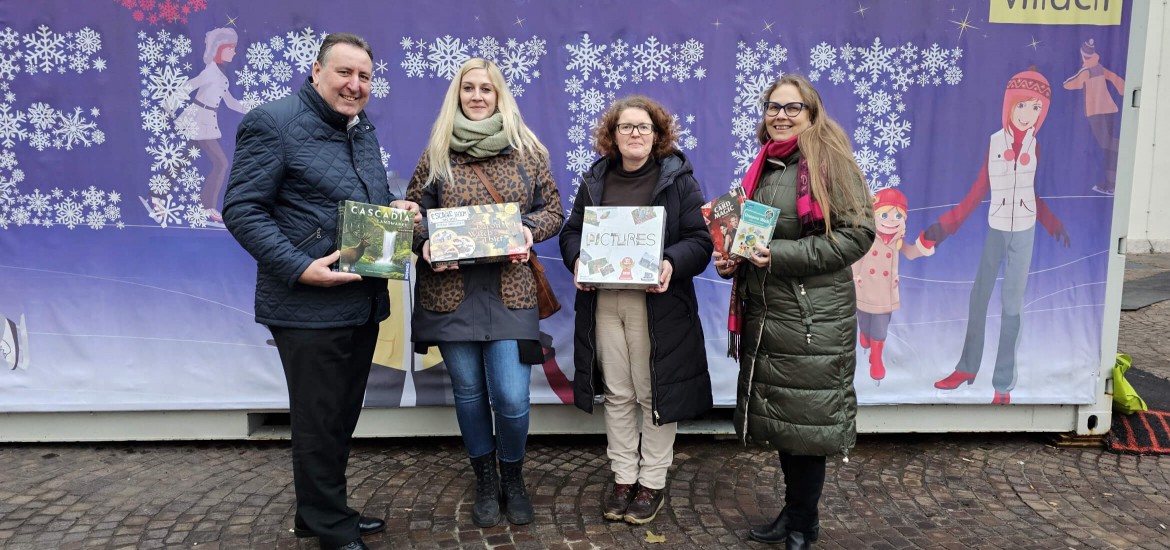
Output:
top-left (294, 516), bottom-right (386, 538)
top-left (320, 540), bottom-right (369, 550)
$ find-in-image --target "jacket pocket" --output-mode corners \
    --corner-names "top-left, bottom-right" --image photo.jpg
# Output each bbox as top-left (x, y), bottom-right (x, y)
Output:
top-left (500, 262), bottom-right (537, 309)
top-left (420, 269), bottom-right (465, 313)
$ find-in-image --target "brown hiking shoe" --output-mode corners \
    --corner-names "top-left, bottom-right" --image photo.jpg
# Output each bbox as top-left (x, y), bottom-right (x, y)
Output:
top-left (622, 485), bottom-right (664, 524)
top-left (602, 482), bottom-right (637, 521)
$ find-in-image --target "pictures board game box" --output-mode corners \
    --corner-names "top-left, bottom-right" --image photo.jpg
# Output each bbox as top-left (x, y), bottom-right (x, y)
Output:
top-left (427, 202), bottom-right (526, 266)
top-left (730, 200), bottom-right (780, 259)
top-left (701, 186), bottom-right (746, 259)
top-left (335, 200), bottom-right (414, 279)
top-left (576, 206), bottom-right (665, 289)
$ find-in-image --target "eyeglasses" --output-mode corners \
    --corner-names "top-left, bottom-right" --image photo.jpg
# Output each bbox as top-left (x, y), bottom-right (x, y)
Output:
top-left (616, 123), bottom-right (655, 135)
top-left (763, 101), bottom-right (807, 118)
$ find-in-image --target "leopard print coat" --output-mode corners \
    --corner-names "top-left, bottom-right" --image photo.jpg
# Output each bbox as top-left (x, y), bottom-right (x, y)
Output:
top-left (407, 148), bottom-right (564, 314)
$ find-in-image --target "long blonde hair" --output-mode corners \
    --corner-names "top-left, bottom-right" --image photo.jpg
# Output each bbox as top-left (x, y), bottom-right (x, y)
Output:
top-left (424, 58), bottom-right (548, 185)
top-left (756, 74), bottom-right (872, 235)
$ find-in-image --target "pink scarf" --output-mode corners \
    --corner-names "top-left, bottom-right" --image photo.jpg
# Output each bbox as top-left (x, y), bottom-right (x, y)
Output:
top-left (727, 136), bottom-right (823, 358)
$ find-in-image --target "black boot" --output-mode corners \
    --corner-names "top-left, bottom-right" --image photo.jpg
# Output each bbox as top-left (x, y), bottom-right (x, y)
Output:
top-left (748, 506), bottom-right (790, 544)
top-left (786, 530), bottom-right (813, 550)
top-left (469, 451), bottom-right (501, 527)
top-left (499, 458), bottom-right (534, 525)
top-left (781, 452), bottom-right (824, 544)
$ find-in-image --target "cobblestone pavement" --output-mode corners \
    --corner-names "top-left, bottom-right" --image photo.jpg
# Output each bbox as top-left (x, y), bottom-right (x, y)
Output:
top-left (1, 255), bottom-right (1169, 550)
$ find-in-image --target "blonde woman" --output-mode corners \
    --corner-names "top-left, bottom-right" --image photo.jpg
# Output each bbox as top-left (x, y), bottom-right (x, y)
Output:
top-left (714, 74), bottom-right (875, 548)
top-left (406, 58), bottom-right (563, 528)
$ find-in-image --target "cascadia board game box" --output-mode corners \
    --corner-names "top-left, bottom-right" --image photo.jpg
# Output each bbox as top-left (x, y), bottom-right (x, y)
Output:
top-left (701, 186), bottom-right (746, 259)
top-left (427, 202), bottom-right (526, 266)
top-left (576, 206), bottom-right (665, 289)
top-left (335, 200), bottom-right (414, 279)
top-left (730, 200), bottom-right (780, 259)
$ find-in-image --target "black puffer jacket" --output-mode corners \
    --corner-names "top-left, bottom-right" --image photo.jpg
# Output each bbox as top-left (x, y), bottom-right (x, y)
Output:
top-left (559, 152), bottom-right (714, 425)
top-left (223, 78), bottom-right (395, 328)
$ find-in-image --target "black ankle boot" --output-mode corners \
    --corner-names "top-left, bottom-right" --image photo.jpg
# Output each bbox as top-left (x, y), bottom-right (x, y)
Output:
top-left (786, 529), bottom-right (814, 550)
top-left (499, 458), bottom-right (534, 525)
top-left (469, 451), bottom-right (501, 527)
top-left (748, 507), bottom-right (789, 544)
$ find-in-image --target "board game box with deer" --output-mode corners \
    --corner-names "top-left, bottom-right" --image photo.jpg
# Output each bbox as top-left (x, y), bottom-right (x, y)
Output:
top-left (335, 201), bottom-right (414, 279)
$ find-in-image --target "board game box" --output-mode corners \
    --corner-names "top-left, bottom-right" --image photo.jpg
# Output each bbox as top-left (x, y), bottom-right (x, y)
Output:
top-left (335, 200), bottom-right (414, 279)
top-left (426, 202), bottom-right (527, 266)
top-left (729, 200), bottom-right (780, 259)
top-left (576, 206), bottom-right (666, 289)
top-left (701, 186), bottom-right (746, 259)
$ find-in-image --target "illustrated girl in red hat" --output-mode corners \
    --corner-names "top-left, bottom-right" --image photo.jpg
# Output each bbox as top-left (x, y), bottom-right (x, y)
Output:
top-left (852, 187), bottom-right (933, 384)
top-left (915, 67), bottom-right (1071, 405)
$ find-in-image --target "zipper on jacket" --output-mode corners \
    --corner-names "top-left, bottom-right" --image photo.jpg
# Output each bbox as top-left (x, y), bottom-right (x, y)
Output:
top-left (795, 281), bottom-right (814, 344)
top-left (296, 227), bottom-right (323, 249)
top-left (647, 297), bottom-right (661, 426)
top-left (741, 275), bottom-right (769, 444)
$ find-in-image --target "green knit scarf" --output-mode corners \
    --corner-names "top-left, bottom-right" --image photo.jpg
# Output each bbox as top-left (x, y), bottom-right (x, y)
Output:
top-left (450, 111), bottom-right (510, 158)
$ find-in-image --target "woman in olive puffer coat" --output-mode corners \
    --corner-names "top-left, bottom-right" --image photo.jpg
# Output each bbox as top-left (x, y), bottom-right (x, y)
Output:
top-left (715, 74), bottom-right (875, 549)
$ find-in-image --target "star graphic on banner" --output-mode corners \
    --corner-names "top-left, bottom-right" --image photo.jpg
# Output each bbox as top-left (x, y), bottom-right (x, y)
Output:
top-left (376, 60), bottom-right (388, 73)
top-left (763, 20), bottom-right (775, 32)
top-left (950, 9), bottom-right (979, 40)
top-left (514, 16), bottom-right (525, 27)
top-left (855, 3), bottom-right (869, 17)
top-left (713, 18), bottom-right (722, 29)
top-left (226, 14), bottom-right (238, 27)
top-left (1028, 36), bottom-right (1042, 50)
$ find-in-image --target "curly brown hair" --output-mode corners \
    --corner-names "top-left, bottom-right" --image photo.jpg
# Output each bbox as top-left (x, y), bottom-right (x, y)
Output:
top-left (593, 95), bottom-right (678, 160)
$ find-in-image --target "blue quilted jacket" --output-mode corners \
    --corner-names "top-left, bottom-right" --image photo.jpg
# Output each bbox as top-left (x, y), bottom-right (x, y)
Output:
top-left (223, 78), bottom-right (396, 328)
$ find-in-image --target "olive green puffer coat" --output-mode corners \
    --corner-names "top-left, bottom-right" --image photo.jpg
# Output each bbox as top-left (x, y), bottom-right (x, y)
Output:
top-left (732, 153), bottom-right (875, 457)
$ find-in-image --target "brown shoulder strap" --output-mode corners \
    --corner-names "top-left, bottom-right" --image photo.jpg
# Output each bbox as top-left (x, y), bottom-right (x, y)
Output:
top-left (469, 163), bottom-right (503, 204)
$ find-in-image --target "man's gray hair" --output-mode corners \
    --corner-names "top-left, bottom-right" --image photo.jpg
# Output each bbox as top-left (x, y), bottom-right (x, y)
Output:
top-left (316, 33), bottom-right (373, 66)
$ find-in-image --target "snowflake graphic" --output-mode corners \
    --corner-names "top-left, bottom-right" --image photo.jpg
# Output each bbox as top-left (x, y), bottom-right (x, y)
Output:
top-left (283, 28), bottom-right (321, 73)
top-left (565, 34), bottom-right (607, 80)
top-left (811, 38), bottom-right (963, 190)
top-left (810, 42), bottom-right (836, 71)
top-left (370, 77), bottom-right (390, 99)
top-left (728, 40), bottom-right (788, 184)
top-left (566, 146), bottom-right (594, 175)
top-left (22, 25), bottom-right (66, 73)
top-left (55, 197), bottom-right (83, 229)
top-left (563, 35), bottom-right (705, 200)
top-left (51, 107), bottom-right (98, 150)
top-left (0, 103), bottom-right (27, 147)
top-left (426, 35), bottom-right (471, 80)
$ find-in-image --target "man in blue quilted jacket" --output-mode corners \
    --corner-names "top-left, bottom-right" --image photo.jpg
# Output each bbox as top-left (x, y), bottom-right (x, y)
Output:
top-left (223, 33), bottom-right (419, 550)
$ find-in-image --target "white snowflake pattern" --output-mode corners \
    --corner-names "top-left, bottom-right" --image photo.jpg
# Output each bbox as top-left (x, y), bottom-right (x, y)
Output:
top-left (810, 42), bottom-right (836, 70)
top-left (370, 77), bottom-right (390, 99)
top-left (727, 40), bottom-right (787, 184)
top-left (283, 28), bottom-right (321, 73)
top-left (565, 34), bottom-right (607, 80)
top-left (0, 103), bottom-right (27, 147)
top-left (564, 35), bottom-right (705, 201)
top-left (22, 25), bottom-right (66, 73)
top-left (566, 146), bottom-right (594, 175)
top-left (426, 35), bottom-right (470, 80)
top-left (51, 107), bottom-right (97, 150)
top-left (54, 197), bottom-right (82, 229)
top-left (810, 38), bottom-right (963, 190)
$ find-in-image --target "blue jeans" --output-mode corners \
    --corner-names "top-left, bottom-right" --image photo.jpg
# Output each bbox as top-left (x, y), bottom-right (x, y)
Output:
top-left (438, 340), bottom-right (532, 463)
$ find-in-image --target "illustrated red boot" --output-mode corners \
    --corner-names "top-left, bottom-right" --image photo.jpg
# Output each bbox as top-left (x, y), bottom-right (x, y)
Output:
top-left (992, 391), bottom-right (1011, 405)
top-left (934, 370), bottom-right (976, 389)
top-left (869, 340), bottom-right (886, 381)
top-left (859, 330), bottom-right (871, 349)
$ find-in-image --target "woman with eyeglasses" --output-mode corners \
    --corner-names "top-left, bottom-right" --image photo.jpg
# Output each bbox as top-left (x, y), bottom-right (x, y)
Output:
top-left (713, 74), bottom-right (874, 549)
top-left (559, 95), bottom-right (713, 526)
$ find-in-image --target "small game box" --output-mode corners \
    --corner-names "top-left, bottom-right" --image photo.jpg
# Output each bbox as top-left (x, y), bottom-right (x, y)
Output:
top-left (730, 200), bottom-right (780, 259)
top-left (335, 200), bottom-right (414, 279)
top-left (576, 206), bottom-right (666, 289)
top-left (427, 202), bottom-right (526, 266)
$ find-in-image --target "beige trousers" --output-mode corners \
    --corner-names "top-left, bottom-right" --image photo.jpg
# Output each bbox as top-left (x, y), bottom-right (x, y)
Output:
top-left (595, 289), bottom-right (676, 490)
